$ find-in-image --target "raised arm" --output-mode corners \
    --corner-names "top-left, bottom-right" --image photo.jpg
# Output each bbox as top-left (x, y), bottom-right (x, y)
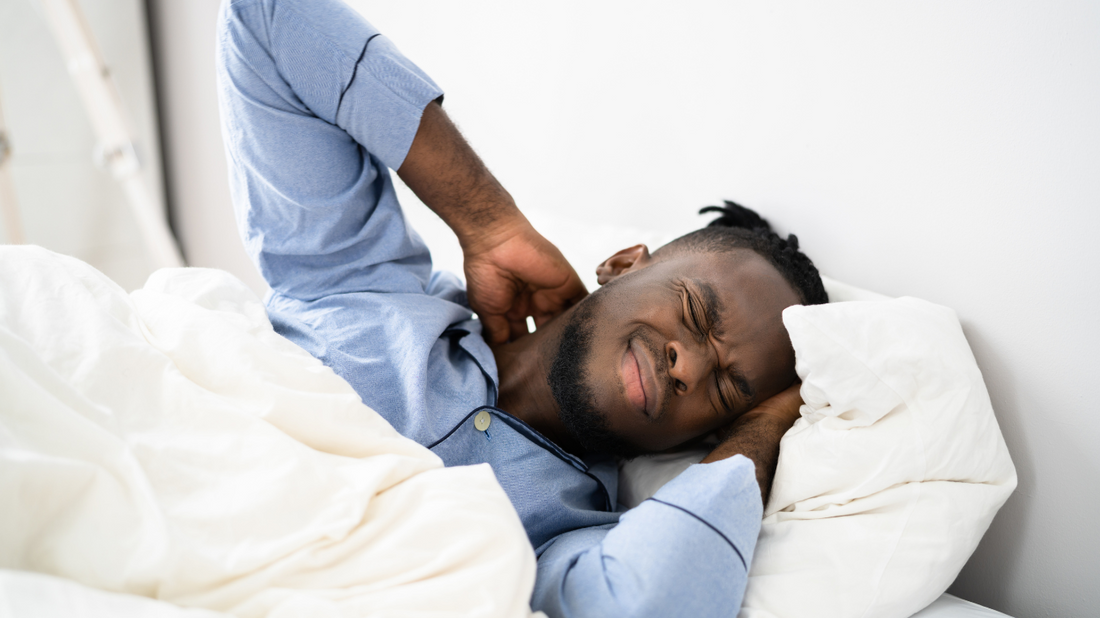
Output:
top-left (217, 0), bottom-right (443, 299)
top-left (398, 102), bottom-right (587, 343)
top-left (218, 0), bottom-right (583, 340)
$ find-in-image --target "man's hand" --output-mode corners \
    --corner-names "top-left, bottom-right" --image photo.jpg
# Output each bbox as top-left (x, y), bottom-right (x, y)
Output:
top-left (702, 382), bottom-right (804, 505)
top-left (463, 216), bottom-right (586, 344)
top-left (731, 382), bottom-right (803, 431)
top-left (397, 102), bottom-right (585, 343)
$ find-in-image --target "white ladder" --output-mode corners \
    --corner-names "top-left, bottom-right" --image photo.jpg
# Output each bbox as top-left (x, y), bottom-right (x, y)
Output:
top-left (0, 0), bottom-right (184, 269)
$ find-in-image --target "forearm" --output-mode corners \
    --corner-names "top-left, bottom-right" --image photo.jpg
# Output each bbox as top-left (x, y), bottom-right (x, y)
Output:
top-left (397, 102), bottom-right (524, 251)
top-left (397, 101), bottom-right (585, 344)
top-left (701, 382), bottom-right (803, 505)
top-left (701, 411), bottom-right (791, 505)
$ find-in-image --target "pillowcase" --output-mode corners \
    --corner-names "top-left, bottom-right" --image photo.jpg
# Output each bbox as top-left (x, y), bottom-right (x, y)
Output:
top-left (618, 279), bottom-right (1016, 618)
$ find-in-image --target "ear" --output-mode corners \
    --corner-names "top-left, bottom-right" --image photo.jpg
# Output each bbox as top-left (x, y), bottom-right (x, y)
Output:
top-left (595, 244), bottom-right (652, 285)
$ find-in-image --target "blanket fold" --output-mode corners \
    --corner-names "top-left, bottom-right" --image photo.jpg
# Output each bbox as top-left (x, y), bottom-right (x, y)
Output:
top-left (0, 246), bottom-right (538, 618)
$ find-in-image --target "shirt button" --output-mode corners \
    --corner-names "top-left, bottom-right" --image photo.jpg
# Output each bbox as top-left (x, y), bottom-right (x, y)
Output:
top-left (474, 410), bottom-right (492, 432)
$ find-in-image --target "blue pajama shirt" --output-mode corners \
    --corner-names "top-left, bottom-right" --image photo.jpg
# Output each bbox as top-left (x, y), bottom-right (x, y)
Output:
top-left (215, 1), bottom-right (762, 615)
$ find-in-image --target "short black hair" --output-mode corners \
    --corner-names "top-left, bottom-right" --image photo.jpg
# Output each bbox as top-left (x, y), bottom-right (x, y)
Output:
top-left (655, 200), bottom-right (828, 305)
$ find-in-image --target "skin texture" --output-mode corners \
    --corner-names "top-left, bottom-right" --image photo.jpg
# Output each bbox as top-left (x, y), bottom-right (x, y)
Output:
top-left (702, 383), bottom-right (804, 504)
top-left (397, 102), bottom-right (587, 344)
top-left (398, 100), bottom-right (805, 499)
top-left (496, 245), bottom-right (803, 455)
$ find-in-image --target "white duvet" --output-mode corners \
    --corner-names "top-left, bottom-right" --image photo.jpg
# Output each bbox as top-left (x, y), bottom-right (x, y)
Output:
top-left (0, 247), bottom-right (539, 618)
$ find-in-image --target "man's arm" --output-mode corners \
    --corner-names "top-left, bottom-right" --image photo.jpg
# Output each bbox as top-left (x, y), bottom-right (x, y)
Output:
top-left (217, 0), bottom-right (583, 341)
top-left (398, 103), bottom-right (586, 343)
top-left (702, 382), bottom-right (804, 504)
top-left (534, 456), bottom-right (761, 617)
top-left (217, 0), bottom-right (440, 299)
top-left (531, 385), bottom-right (803, 618)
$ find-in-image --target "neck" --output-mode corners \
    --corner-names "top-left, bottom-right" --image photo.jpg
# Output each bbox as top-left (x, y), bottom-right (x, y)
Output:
top-left (490, 310), bottom-right (578, 451)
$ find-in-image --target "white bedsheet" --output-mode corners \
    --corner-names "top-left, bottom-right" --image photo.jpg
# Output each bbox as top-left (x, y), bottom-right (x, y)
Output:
top-left (911, 594), bottom-right (1011, 618)
top-left (0, 247), bottom-right (539, 618)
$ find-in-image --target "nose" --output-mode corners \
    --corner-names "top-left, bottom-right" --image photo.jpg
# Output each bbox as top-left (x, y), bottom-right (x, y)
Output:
top-left (666, 338), bottom-right (711, 395)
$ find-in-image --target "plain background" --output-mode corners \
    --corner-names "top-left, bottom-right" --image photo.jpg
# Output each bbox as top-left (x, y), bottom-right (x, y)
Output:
top-left (2, 1), bottom-right (1098, 617)
top-left (0, 0), bottom-right (164, 290)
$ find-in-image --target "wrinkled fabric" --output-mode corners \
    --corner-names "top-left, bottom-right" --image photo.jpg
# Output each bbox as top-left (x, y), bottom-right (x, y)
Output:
top-left (0, 246), bottom-right (538, 617)
top-left (736, 298), bottom-right (1016, 618)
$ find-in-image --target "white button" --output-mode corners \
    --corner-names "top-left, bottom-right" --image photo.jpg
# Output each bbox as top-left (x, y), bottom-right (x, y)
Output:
top-left (474, 410), bottom-right (492, 432)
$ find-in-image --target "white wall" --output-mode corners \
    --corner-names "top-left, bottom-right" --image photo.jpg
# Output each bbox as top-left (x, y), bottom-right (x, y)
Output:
top-left (0, 0), bottom-right (165, 291)
top-left (152, 1), bottom-right (1100, 616)
top-left (146, 0), bottom-right (267, 295)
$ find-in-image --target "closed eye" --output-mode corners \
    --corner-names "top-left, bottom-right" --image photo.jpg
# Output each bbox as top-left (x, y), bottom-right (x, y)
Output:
top-left (679, 283), bottom-right (744, 414)
top-left (683, 290), bottom-right (708, 341)
top-left (737, 377), bottom-right (753, 399)
top-left (714, 373), bottom-right (734, 413)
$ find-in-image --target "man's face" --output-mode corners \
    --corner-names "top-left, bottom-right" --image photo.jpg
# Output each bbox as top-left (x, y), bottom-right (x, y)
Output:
top-left (548, 247), bottom-right (801, 456)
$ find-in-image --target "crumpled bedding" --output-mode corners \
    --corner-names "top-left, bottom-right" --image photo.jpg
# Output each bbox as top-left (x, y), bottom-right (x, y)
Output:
top-left (0, 246), bottom-right (539, 618)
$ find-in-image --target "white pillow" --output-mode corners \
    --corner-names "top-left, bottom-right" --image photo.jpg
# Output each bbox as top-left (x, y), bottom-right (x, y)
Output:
top-left (618, 281), bottom-right (1016, 618)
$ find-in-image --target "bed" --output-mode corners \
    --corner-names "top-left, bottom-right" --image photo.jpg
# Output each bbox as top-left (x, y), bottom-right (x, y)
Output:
top-left (0, 244), bottom-right (1015, 617)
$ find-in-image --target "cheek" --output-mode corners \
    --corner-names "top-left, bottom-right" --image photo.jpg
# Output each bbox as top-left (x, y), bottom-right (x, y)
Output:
top-left (581, 330), bottom-right (630, 411)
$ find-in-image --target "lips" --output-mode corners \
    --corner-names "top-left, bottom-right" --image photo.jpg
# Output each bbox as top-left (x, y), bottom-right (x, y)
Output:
top-left (622, 340), bottom-right (657, 417)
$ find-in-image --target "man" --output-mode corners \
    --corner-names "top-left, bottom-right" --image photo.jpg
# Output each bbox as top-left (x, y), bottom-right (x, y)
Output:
top-left (216, 0), bottom-right (827, 615)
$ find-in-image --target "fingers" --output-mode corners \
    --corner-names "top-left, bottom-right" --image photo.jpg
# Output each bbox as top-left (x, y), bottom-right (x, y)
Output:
top-left (480, 307), bottom-right (532, 345)
top-left (479, 314), bottom-right (511, 345)
top-left (507, 316), bottom-right (530, 342)
top-left (505, 292), bottom-right (532, 342)
top-left (476, 282), bottom-right (532, 344)
top-left (529, 273), bottom-right (588, 327)
top-left (481, 284), bottom-right (580, 343)
top-left (462, 223), bottom-right (590, 344)
top-left (486, 273), bottom-right (587, 342)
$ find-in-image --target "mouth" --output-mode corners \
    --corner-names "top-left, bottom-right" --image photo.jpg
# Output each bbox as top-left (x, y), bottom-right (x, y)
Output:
top-left (622, 339), bottom-right (658, 418)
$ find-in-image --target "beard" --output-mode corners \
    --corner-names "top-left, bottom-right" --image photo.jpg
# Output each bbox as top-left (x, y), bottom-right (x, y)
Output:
top-left (547, 294), bottom-right (646, 460)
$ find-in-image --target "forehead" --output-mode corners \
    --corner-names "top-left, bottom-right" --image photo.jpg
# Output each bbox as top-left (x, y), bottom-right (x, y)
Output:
top-left (653, 249), bottom-right (799, 319)
top-left (648, 249), bottom-right (799, 377)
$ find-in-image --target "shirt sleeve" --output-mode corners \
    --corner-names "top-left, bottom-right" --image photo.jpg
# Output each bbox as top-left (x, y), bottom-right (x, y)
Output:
top-left (532, 456), bottom-right (763, 618)
top-left (216, 0), bottom-right (444, 299)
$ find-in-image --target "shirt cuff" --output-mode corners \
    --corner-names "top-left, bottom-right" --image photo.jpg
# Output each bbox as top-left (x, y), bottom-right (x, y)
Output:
top-left (250, 0), bottom-right (444, 171)
top-left (334, 35), bottom-right (444, 171)
top-left (648, 454), bottom-right (763, 566)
